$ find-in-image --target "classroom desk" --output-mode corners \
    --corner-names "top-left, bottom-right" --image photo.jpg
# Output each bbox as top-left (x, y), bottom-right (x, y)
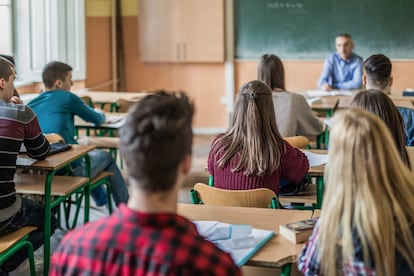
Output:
top-left (16, 144), bottom-right (95, 275)
top-left (75, 112), bottom-right (127, 137)
top-left (177, 204), bottom-right (312, 274)
top-left (305, 149), bottom-right (326, 209)
top-left (72, 91), bottom-right (150, 111)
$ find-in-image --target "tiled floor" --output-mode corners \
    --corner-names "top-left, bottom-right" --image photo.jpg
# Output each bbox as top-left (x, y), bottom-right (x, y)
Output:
top-left (10, 135), bottom-right (215, 275)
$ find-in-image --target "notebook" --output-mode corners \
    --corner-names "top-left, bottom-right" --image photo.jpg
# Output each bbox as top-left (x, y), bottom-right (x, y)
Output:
top-left (194, 221), bottom-right (274, 266)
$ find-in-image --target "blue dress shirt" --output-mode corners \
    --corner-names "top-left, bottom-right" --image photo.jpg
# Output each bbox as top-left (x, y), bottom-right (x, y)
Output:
top-left (318, 52), bottom-right (363, 89)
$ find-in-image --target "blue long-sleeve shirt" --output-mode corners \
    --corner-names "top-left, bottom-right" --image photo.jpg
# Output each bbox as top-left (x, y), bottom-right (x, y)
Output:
top-left (318, 52), bottom-right (363, 90)
top-left (28, 90), bottom-right (105, 144)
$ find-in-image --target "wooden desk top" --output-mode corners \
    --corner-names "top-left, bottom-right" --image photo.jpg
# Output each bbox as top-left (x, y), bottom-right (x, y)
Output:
top-left (178, 203), bottom-right (312, 268)
top-left (75, 112), bottom-right (127, 129)
top-left (311, 98), bottom-right (339, 111)
top-left (73, 91), bottom-right (150, 103)
top-left (17, 144), bottom-right (95, 171)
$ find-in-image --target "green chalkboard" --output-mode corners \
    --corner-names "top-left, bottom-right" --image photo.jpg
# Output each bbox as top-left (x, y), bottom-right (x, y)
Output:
top-left (235, 0), bottom-right (414, 60)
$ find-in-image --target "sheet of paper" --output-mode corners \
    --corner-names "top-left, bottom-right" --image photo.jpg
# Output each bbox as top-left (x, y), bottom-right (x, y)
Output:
top-left (306, 90), bottom-right (354, 97)
top-left (16, 156), bottom-right (37, 166)
top-left (302, 151), bottom-right (328, 167)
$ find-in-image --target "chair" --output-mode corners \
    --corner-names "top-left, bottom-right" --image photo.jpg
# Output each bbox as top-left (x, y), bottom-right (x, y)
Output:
top-left (44, 133), bottom-right (65, 144)
top-left (0, 227), bottom-right (37, 276)
top-left (284, 136), bottom-right (310, 149)
top-left (115, 98), bottom-right (136, 113)
top-left (190, 183), bottom-right (279, 209)
top-left (44, 133), bottom-right (114, 215)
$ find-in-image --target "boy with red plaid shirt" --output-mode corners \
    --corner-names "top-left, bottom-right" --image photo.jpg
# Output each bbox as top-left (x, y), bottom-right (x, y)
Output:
top-left (50, 92), bottom-right (240, 275)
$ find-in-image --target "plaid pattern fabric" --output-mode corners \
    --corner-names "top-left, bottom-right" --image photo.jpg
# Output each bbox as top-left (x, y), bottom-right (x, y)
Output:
top-left (298, 222), bottom-right (377, 276)
top-left (50, 204), bottom-right (240, 276)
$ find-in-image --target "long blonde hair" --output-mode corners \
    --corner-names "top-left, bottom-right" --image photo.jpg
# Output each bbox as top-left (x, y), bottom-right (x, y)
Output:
top-left (319, 108), bottom-right (414, 276)
top-left (212, 80), bottom-right (283, 175)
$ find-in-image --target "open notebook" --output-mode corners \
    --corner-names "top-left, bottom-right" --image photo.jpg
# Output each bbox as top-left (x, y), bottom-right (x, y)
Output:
top-left (194, 221), bottom-right (274, 267)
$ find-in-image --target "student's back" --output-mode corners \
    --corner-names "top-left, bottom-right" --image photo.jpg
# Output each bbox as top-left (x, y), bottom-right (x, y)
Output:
top-left (208, 80), bottom-right (309, 194)
top-left (258, 54), bottom-right (324, 137)
top-left (298, 108), bottom-right (414, 275)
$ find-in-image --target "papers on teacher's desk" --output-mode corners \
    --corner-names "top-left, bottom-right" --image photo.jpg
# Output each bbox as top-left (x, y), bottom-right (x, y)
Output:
top-left (194, 221), bottom-right (274, 267)
top-left (302, 151), bottom-right (328, 167)
top-left (306, 89), bottom-right (355, 98)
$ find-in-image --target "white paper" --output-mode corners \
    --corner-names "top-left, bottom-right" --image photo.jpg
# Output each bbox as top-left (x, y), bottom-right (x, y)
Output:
top-left (306, 90), bottom-right (355, 98)
top-left (302, 151), bottom-right (328, 167)
top-left (16, 156), bottom-right (37, 166)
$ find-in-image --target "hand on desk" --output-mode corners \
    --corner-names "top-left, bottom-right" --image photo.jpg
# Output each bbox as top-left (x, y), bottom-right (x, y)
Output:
top-left (322, 83), bottom-right (332, 91)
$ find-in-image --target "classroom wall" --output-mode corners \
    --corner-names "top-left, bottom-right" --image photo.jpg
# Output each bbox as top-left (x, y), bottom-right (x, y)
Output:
top-left (14, 0), bottom-right (406, 128)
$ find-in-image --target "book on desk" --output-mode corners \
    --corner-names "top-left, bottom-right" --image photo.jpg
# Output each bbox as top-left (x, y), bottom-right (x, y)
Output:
top-left (194, 221), bottom-right (274, 267)
top-left (279, 217), bottom-right (318, 244)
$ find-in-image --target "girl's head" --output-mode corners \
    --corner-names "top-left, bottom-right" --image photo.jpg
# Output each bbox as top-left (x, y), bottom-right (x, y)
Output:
top-left (350, 89), bottom-right (410, 168)
top-left (257, 54), bottom-right (285, 91)
top-left (319, 108), bottom-right (414, 276)
top-left (214, 80), bottom-right (282, 175)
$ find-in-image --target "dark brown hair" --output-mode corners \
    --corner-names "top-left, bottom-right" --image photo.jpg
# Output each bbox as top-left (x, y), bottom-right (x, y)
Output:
top-left (0, 57), bottom-right (14, 81)
top-left (257, 54), bottom-right (286, 91)
top-left (42, 61), bottom-right (72, 88)
top-left (350, 89), bottom-right (410, 168)
top-left (119, 91), bottom-right (194, 192)
top-left (363, 54), bottom-right (392, 91)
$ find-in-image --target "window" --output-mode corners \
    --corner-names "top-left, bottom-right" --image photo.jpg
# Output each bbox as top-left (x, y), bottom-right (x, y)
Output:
top-left (0, 0), bottom-right (13, 55)
top-left (9, 0), bottom-right (86, 84)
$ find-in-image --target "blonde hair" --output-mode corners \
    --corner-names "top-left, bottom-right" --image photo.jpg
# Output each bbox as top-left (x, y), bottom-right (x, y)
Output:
top-left (318, 108), bottom-right (414, 276)
top-left (212, 80), bottom-right (283, 175)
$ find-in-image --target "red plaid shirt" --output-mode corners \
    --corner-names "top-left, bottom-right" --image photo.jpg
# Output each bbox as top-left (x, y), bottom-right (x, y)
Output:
top-left (50, 204), bottom-right (240, 276)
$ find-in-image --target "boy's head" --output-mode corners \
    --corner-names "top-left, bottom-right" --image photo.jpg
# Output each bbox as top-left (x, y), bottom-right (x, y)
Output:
top-left (363, 54), bottom-right (392, 93)
top-left (120, 91), bottom-right (194, 193)
top-left (42, 61), bottom-right (73, 91)
top-left (0, 57), bottom-right (16, 101)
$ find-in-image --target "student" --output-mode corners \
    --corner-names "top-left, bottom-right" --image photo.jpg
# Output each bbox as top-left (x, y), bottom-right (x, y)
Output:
top-left (50, 92), bottom-right (240, 275)
top-left (318, 33), bottom-right (363, 90)
top-left (258, 54), bottom-right (324, 137)
top-left (350, 89), bottom-right (410, 168)
top-left (363, 53), bottom-right (414, 146)
top-left (298, 108), bottom-right (414, 275)
top-left (0, 57), bottom-right (55, 273)
top-left (0, 54), bottom-right (22, 103)
top-left (208, 80), bottom-right (309, 195)
top-left (28, 61), bottom-right (128, 207)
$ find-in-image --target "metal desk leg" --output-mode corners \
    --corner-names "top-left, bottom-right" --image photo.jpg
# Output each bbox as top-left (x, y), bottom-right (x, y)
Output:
top-left (43, 171), bottom-right (56, 276)
top-left (281, 263), bottom-right (292, 276)
top-left (316, 176), bottom-right (324, 209)
top-left (83, 154), bottom-right (91, 223)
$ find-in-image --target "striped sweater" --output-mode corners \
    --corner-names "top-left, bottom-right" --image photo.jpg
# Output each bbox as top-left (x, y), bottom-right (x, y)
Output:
top-left (0, 100), bottom-right (50, 222)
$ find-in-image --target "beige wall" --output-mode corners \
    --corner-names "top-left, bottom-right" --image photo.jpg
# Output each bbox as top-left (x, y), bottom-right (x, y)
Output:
top-left (20, 0), bottom-right (414, 129)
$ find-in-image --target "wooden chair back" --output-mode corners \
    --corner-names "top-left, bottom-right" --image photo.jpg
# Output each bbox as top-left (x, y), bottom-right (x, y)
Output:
top-left (284, 136), bottom-right (309, 149)
top-left (192, 183), bottom-right (278, 208)
top-left (115, 98), bottom-right (135, 112)
top-left (44, 133), bottom-right (65, 144)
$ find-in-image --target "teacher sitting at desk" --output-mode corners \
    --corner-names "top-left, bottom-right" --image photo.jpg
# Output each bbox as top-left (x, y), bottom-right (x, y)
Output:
top-left (318, 33), bottom-right (363, 90)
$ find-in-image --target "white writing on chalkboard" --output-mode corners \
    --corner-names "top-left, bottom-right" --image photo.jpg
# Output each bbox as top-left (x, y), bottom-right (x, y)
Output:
top-left (267, 1), bottom-right (303, 9)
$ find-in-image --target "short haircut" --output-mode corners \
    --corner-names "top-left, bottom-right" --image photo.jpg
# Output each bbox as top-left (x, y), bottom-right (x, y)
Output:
top-left (336, 33), bottom-right (353, 40)
top-left (119, 91), bottom-right (194, 193)
top-left (363, 54), bottom-right (392, 91)
top-left (0, 55), bottom-right (15, 66)
top-left (42, 61), bottom-right (73, 88)
top-left (257, 54), bottom-right (286, 91)
top-left (0, 57), bottom-right (14, 81)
